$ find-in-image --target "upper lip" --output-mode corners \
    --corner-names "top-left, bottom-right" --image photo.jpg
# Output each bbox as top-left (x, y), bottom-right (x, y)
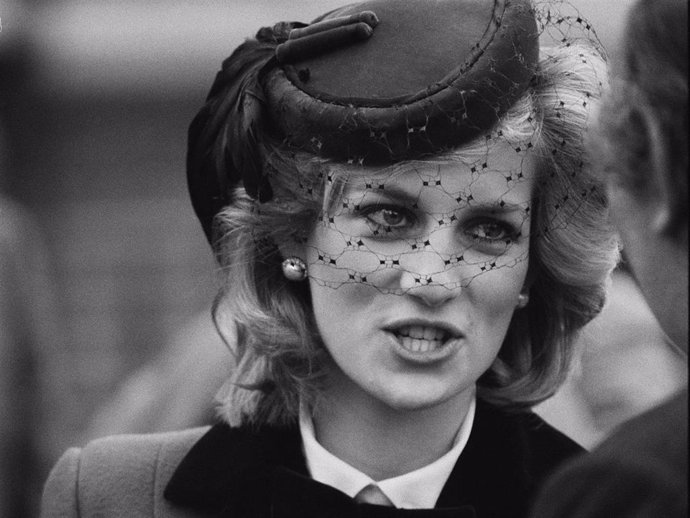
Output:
top-left (383, 319), bottom-right (465, 340)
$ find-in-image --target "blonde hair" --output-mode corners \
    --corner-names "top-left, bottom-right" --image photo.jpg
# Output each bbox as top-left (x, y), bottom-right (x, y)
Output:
top-left (213, 43), bottom-right (619, 426)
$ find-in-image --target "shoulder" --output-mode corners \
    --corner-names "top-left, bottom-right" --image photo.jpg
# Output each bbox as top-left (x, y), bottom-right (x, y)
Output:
top-left (515, 408), bottom-right (583, 452)
top-left (597, 388), bottom-right (687, 466)
top-left (475, 399), bottom-right (584, 464)
top-left (441, 401), bottom-right (584, 517)
top-left (41, 427), bottom-right (211, 518)
top-left (83, 425), bottom-right (208, 465)
top-left (502, 405), bottom-right (585, 484)
top-left (476, 400), bottom-right (585, 491)
top-left (531, 390), bottom-right (688, 518)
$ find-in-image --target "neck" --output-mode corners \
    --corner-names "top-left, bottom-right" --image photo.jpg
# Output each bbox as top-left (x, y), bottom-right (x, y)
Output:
top-left (311, 376), bottom-right (473, 481)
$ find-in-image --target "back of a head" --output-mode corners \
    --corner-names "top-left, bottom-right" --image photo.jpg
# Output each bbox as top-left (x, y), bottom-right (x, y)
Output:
top-left (602, 0), bottom-right (688, 240)
top-left (623, 0), bottom-right (688, 82)
top-left (595, 0), bottom-right (688, 354)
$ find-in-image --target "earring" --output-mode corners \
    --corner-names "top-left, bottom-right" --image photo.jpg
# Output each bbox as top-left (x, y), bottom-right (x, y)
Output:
top-left (517, 293), bottom-right (529, 309)
top-left (282, 257), bottom-right (308, 281)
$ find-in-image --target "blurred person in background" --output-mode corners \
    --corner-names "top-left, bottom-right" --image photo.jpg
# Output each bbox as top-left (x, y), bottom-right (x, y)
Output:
top-left (0, 194), bottom-right (40, 517)
top-left (84, 310), bottom-right (232, 437)
top-left (40, 0), bottom-right (619, 515)
top-left (531, 0), bottom-right (688, 515)
top-left (1, 132), bottom-right (67, 516)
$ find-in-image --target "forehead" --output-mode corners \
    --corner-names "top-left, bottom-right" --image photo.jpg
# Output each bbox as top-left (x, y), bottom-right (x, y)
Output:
top-left (333, 141), bottom-right (536, 207)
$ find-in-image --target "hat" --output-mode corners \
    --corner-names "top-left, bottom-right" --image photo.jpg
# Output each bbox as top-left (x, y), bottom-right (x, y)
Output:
top-left (188, 0), bottom-right (539, 243)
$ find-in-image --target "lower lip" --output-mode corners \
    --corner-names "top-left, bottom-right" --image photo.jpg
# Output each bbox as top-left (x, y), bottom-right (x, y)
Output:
top-left (386, 331), bottom-right (463, 364)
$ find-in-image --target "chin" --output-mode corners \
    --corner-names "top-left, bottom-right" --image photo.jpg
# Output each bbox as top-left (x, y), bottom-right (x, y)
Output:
top-left (377, 387), bottom-right (463, 413)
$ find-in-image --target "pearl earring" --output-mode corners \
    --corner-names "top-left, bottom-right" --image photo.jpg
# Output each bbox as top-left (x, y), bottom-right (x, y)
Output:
top-left (517, 293), bottom-right (529, 309)
top-left (282, 257), bottom-right (308, 281)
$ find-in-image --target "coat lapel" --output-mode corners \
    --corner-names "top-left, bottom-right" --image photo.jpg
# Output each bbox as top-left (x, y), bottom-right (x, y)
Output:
top-left (436, 401), bottom-right (532, 516)
top-left (164, 422), bottom-right (308, 514)
top-left (437, 400), bottom-right (583, 517)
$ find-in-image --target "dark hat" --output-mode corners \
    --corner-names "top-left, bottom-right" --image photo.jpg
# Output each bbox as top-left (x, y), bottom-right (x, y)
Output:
top-left (188, 0), bottom-right (539, 244)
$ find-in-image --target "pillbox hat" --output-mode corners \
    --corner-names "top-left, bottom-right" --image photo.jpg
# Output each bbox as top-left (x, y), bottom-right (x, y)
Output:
top-left (188, 0), bottom-right (540, 243)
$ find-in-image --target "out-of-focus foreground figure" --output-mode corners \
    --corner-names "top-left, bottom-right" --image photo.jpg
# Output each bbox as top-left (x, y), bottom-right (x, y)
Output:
top-left (532, 0), bottom-right (688, 515)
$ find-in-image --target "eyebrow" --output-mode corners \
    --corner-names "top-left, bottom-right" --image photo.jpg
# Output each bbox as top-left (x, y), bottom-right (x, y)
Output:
top-left (343, 184), bottom-right (529, 211)
top-left (464, 200), bottom-right (530, 212)
top-left (338, 184), bottom-right (413, 205)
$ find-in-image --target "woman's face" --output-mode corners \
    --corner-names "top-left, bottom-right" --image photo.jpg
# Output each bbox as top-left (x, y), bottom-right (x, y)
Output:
top-left (303, 142), bottom-right (536, 412)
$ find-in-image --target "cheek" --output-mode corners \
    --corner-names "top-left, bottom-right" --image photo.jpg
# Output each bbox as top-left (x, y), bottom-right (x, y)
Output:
top-left (308, 279), bottom-right (377, 338)
top-left (305, 223), bottom-right (408, 291)
top-left (468, 259), bottom-right (529, 328)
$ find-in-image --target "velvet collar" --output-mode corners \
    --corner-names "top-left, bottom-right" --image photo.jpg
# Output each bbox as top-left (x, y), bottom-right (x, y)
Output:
top-left (164, 401), bottom-right (582, 517)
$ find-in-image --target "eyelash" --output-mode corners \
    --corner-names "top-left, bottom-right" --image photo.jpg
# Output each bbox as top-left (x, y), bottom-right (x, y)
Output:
top-left (357, 205), bottom-right (519, 244)
top-left (465, 219), bottom-right (518, 244)
top-left (360, 205), bottom-right (416, 234)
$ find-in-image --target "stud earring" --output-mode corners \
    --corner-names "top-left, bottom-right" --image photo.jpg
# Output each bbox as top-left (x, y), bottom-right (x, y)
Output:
top-left (282, 257), bottom-right (308, 281)
top-left (516, 293), bottom-right (530, 309)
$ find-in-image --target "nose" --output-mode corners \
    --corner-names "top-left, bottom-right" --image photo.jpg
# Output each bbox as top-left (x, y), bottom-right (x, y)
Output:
top-left (398, 250), bottom-right (460, 307)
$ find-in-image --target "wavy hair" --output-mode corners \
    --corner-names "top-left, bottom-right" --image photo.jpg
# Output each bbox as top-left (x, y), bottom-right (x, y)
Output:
top-left (212, 43), bottom-right (619, 426)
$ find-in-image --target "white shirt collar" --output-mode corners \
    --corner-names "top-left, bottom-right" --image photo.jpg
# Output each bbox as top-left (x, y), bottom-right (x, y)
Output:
top-left (299, 397), bottom-right (476, 509)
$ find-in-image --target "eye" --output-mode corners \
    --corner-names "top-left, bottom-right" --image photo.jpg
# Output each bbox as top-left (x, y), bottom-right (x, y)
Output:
top-left (466, 220), bottom-right (515, 242)
top-left (364, 206), bottom-right (414, 230)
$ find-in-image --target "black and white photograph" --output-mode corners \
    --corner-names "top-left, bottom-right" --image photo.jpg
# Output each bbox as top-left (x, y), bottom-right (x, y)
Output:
top-left (0, 0), bottom-right (686, 516)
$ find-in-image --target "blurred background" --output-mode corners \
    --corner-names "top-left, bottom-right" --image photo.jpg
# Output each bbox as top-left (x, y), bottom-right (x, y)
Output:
top-left (0, 1), bottom-right (686, 517)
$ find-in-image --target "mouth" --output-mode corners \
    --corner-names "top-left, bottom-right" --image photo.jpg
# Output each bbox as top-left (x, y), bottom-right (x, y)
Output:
top-left (386, 322), bottom-right (463, 355)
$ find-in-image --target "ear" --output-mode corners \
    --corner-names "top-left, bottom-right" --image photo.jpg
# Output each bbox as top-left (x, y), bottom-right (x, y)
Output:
top-left (642, 107), bottom-right (682, 237)
top-left (521, 262), bottom-right (537, 294)
top-left (650, 204), bottom-right (673, 235)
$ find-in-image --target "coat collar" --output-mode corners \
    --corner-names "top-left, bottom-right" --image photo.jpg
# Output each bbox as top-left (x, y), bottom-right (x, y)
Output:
top-left (164, 422), bottom-right (308, 513)
top-left (164, 401), bottom-right (579, 517)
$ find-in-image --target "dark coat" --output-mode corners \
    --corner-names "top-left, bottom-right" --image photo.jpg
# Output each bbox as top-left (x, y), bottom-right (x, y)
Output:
top-left (41, 400), bottom-right (582, 517)
top-left (530, 388), bottom-right (688, 518)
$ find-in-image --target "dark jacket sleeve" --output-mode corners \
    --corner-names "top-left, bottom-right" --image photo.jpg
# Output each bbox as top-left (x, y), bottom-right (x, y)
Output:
top-left (530, 453), bottom-right (686, 518)
top-left (530, 391), bottom-right (688, 518)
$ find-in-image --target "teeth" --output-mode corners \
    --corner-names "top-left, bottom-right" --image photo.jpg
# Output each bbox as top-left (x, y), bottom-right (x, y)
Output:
top-left (401, 337), bottom-right (437, 353)
top-left (395, 324), bottom-right (455, 354)
top-left (398, 325), bottom-right (447, 341)
top-left (423, 327), bottom-right (437, 340)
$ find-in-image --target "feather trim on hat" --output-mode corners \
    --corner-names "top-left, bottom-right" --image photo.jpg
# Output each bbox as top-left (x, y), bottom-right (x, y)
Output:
top-left (187, 25), bottom-right (302, 243)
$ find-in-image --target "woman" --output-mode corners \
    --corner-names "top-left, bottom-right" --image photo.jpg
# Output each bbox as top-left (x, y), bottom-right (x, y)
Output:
top-left (41, 0), bottom-right (618, 516)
